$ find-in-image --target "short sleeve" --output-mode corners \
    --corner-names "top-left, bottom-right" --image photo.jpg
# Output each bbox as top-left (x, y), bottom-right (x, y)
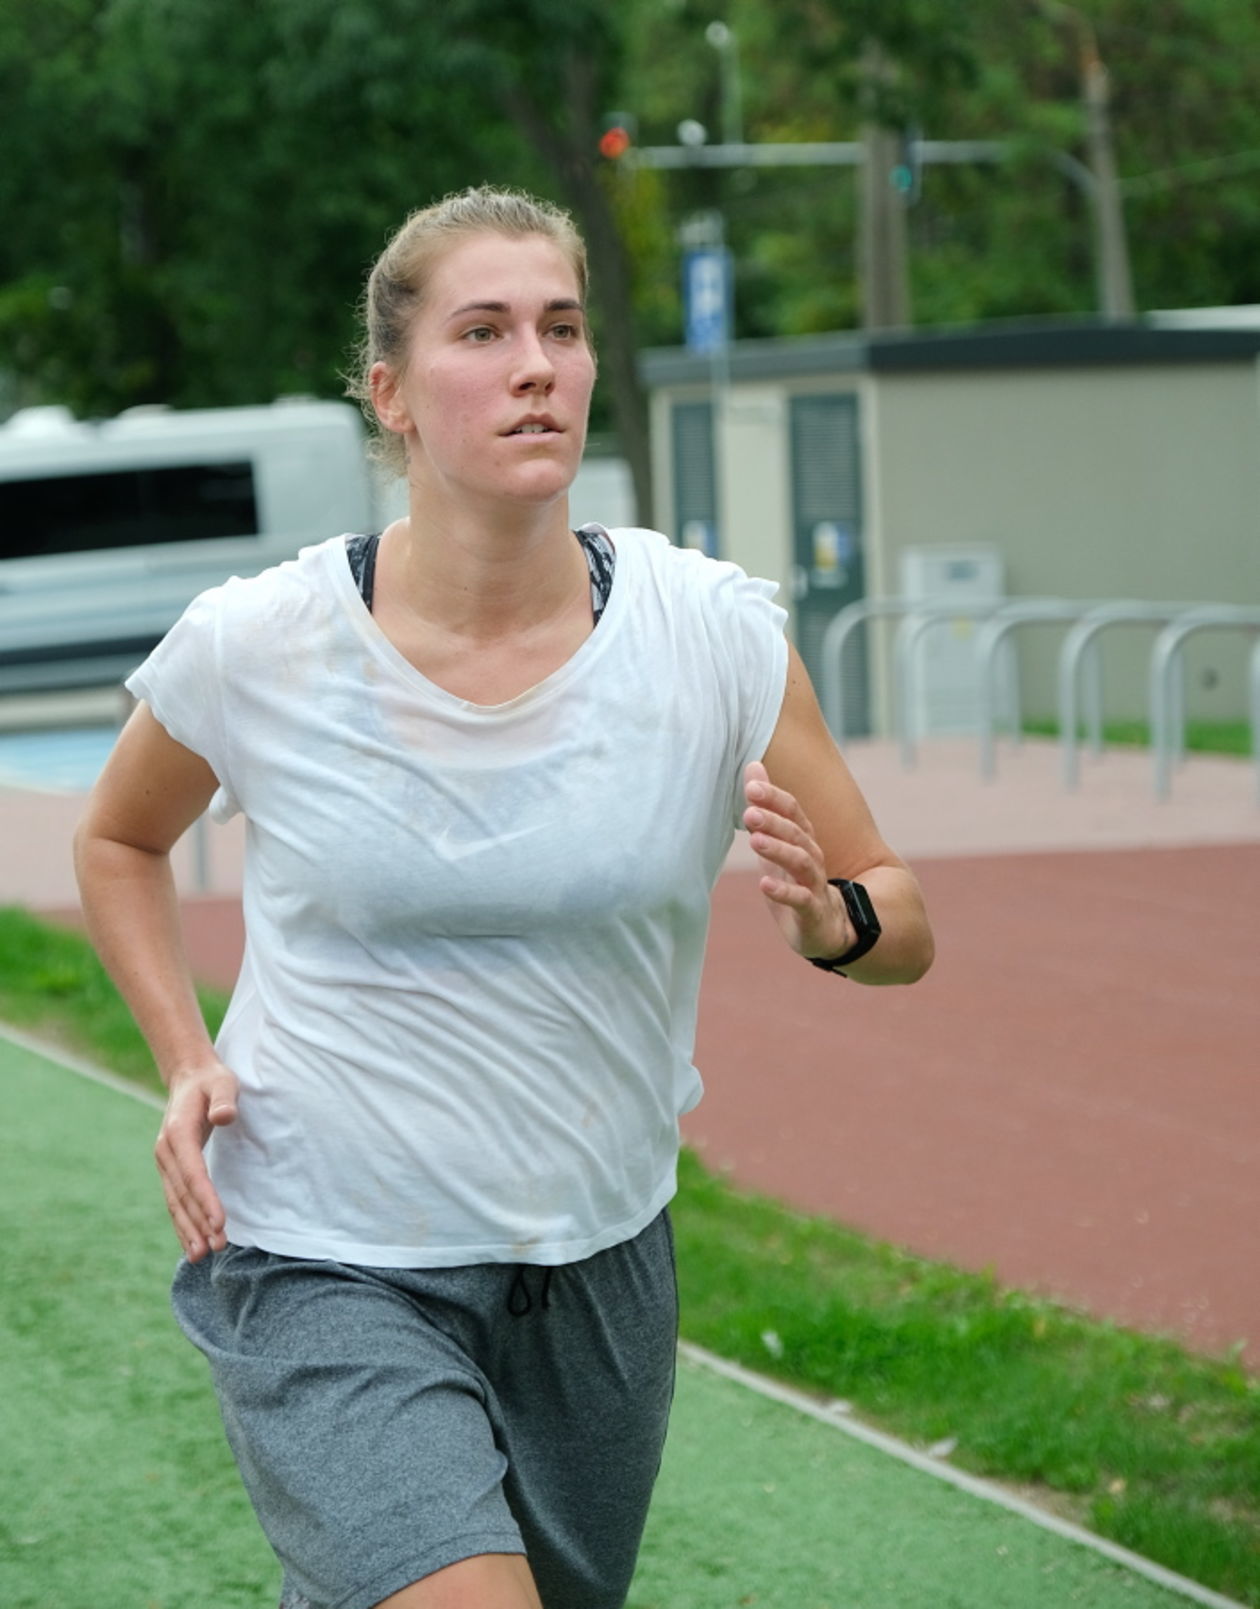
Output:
top-left (693, 557), bottom-right (790, 828)
top-left (125, 586), bottom-right (241, 821)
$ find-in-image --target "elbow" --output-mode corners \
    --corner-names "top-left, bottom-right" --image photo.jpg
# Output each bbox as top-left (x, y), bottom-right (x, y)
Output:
top-left (71, 816), bottom-right (95, 893)
top-left (72, 806), bottom-right (111, 885)
top-left (852, 926), bottom-right (934, 987)
top-left (904, 930), bottom-right (935, 984)
top-left (882, 922), bottom-right (935, 986)
top-left (895, 879), bottom-right (935, 984)
top-left (71, 812), bottom-right (132, 900)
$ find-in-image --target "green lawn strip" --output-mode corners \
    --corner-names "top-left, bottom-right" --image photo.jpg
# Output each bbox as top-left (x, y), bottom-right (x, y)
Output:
top-left (0, 1042), bottom-right (1208, 1609)
top-left (4, 908), bottom-right (1259, 1602)
top-left (1022, 719), bottom-right (1252, 757)
top-left (670, 1152), bottom-right (1260, 1606)
top-left (0, 905), bottom-right (225, 1095)
top-left (633, 1358), bottom-right (1198, 1609)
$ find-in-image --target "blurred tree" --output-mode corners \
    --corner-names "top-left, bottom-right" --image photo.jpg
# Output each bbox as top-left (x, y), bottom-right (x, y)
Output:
top-left (429, 0), bottom-right (655, 518)
top-left (0, 0), bottom-right (525, 416)
top-left (0, 0), bottom-right (658, 518)
top-left (616, 0), bottom-right (1260, 332)
top-left (4, 0), bottom-right (1260, 508)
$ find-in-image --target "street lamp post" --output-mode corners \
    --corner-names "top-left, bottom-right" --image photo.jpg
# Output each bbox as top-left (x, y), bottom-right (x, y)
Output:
top-left (705, 22), bottom-right (745, 148)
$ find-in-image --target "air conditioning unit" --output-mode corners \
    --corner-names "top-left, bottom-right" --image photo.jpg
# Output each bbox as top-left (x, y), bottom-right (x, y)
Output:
top-left (899, 546), bottom-right (1010, 737)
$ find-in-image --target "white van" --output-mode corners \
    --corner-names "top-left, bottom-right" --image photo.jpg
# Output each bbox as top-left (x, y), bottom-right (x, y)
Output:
top-left (0, 400), bottom-right (375, 692)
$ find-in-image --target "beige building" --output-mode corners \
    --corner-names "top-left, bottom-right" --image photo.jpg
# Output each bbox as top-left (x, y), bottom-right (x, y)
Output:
top-left (641, 319), bottom-right (1260, 736)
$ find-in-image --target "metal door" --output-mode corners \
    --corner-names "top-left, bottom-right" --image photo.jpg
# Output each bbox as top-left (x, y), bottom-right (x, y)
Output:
top-left (671, 400), bottom-right (719, 557)
top-left (789, 394), bottom-right (867, 735)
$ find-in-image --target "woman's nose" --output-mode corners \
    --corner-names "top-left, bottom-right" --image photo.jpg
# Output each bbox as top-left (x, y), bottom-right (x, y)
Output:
top-left (513, 332), bottom-right (556, 391)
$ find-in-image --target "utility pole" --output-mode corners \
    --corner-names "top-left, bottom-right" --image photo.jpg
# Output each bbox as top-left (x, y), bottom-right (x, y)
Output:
top-left (859, 121), bottom-right (912, 329)
top-left (858, 42), bottom-right (911, 330)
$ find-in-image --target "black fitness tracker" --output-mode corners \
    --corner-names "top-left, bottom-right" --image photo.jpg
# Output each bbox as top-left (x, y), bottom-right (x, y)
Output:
top-left (808, 878), bottom-right (882, 975)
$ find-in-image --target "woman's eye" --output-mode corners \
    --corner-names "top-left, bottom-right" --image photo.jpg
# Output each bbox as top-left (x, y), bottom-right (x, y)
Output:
top-left (550, 323), bottom-right (580, 340)
top-left (463, 326), bottom-right (496, 343)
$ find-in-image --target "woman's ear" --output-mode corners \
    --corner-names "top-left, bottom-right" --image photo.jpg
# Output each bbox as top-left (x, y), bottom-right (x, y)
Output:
top-left (369, 360), bottom-right (411, 437)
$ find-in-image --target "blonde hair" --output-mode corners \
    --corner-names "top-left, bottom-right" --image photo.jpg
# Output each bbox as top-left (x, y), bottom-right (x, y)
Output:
top-left (347, 186), bottom-right (590, 475)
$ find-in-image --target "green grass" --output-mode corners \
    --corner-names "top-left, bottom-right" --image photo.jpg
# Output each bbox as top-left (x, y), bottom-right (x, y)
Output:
top-left (1023, 717), bottom-right (1253, 756)
top-left (0, 905), bottom-right (226, 1092)
top-left (4, 905), bottom-right (1259, 1604)
top-left (673, 1151), bottom-right (1260, 1605)
top-left (1, 1046), bottom-right (1196, 1609)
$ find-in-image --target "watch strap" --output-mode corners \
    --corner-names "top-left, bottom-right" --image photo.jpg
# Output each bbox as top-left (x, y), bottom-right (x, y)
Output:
top-left (808, 878), bottom-right (881, 975)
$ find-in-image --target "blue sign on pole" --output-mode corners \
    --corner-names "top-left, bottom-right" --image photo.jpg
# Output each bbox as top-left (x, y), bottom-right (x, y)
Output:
top-left (684, 247), bottom-right (733, 355)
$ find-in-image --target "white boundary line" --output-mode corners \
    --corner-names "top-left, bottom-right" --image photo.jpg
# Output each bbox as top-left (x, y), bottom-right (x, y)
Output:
top-left (679, 1341), bottom-right (1248, 1609)
top-left (0, 1021), bottom-right (164, 1111)
top-left (3, 1022), bottom-right (1246, 1609)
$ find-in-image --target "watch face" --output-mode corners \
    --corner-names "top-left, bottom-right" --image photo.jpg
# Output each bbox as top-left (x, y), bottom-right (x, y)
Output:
top-left (839, 879), bottom-right (881, 940)
top-left (810, 879), bottom-right (882, 973)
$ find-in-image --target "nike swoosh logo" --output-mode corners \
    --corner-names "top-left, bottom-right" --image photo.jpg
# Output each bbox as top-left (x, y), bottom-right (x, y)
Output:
top-left (433, 824), bottom-right (544, 862)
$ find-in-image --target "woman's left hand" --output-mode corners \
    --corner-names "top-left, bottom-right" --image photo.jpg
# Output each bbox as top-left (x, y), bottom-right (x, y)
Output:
top-left (742, 760), bottom-right (852, 960)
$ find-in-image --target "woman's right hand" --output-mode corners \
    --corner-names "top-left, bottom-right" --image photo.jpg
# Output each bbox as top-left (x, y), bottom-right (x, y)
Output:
top-left (155, 1061), bottom-right (239, 1262)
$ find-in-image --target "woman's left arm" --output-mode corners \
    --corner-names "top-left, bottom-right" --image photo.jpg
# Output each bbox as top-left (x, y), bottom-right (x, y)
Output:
top-left (744, 643), bottom-right (934, 985)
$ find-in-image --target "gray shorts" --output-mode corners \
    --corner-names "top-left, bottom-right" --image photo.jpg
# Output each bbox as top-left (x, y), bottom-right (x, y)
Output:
top-left (171, 1210), bottom-right (678, 1609)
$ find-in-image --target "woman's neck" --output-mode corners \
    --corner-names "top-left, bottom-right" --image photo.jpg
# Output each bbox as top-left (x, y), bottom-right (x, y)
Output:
top-left (378, 495), bottom-right (585, 642)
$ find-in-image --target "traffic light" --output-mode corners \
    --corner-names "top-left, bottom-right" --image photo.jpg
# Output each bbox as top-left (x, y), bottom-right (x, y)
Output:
top-left (599, 111), bottom-right (638, 161)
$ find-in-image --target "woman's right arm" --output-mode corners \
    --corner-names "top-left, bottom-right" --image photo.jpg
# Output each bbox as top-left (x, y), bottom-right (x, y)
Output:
top-left (74, 703), bottom-right (237, 1262)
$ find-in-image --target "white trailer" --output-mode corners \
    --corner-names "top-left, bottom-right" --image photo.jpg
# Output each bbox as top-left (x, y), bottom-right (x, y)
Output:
top-left (0, 400), bottom-right (637, 696)
top-left (0, 400), bottom-right (375, 692)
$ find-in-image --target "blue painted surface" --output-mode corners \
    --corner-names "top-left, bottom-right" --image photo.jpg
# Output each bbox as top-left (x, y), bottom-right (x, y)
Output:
top-left (0, 727), bottom-right (117, 792)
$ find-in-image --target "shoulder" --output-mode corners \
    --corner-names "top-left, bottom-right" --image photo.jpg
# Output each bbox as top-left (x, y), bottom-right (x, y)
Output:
top-left (186, 536), bottom-right (346, 631)
top-left (141, 539), bottom-right (348, 694)
top-left (606, 527), bottom-right (782, 612)
top-left (607, 529), bottom-right (787, 708)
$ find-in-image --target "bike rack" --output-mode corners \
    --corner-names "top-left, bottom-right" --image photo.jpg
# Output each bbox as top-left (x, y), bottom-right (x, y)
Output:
top-left (820, 595), bottom-right (1005, 747)
top-left (973, 600), bottom-right (1098, 780)
top-left (819, 598), bottom-right (918, 745)
top-left (893, 602), bottom-right (1007, 769)
top-left (818, 593), bottom-right (1258, 794)
top-left (1149, 607), bottom-right (1260, 799)
top-left (1251, 636), bottom-right (1260, 804)
top-left (1056, 603), bottom-right (1199, 791)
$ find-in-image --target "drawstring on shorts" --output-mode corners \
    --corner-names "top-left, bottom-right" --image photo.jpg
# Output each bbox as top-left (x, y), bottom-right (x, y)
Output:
top-left (506, 1265), bottom-right (555, 1317)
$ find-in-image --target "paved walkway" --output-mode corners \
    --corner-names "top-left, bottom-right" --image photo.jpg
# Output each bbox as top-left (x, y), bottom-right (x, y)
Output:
top-left (8, 734), bottom-right (1260, 1363)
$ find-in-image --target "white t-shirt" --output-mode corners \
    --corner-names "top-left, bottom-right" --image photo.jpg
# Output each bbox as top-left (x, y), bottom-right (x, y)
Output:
top-left (127, 527), bottom-right (788, 1266)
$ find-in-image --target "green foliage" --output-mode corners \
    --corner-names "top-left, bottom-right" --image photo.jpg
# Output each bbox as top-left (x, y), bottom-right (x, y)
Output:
top-left (3, 904), bottom-right (1259, 1600)
top-left (672, 1148), bottom-right (1260, 1604)
top-left (1023, 717), bottom-right (1253, 755)
top-left (0, 0), bottom-right (533, 416)
top-left (618, 0), bottom-right (1260, 337)
top-left (4, 0), bottom-right (1260, 422)
top-left (0, 907), bottom-right (225, 1093)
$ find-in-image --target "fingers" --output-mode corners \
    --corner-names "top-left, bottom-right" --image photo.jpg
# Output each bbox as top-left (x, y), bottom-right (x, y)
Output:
top-left (744, 760), bottom-right (814, 831)
top-left (208, 1086), bottom-right (238, 1126)
top-left (154, 1068), bottom-right (238, 1262)
top-left (744, 761), bottom-right (852, 956)
top-left (743, 763), bottom-right (825, 892)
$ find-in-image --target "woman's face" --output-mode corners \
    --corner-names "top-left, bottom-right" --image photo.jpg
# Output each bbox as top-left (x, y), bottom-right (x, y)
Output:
top-left (372, 230), bottom-right (596, 513)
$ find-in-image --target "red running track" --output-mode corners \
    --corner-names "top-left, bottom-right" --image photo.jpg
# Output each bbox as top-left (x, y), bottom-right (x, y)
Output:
top-left (689, 845), bottom-right (1260, 1366)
